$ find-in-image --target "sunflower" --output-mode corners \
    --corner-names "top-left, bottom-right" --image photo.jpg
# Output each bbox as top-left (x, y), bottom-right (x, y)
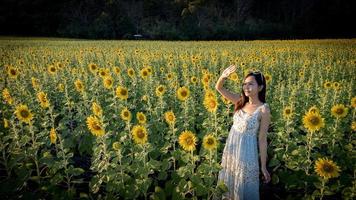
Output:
top-left (302, 111), bottom-right (325, 132)
top-left (308, 106), bottom-right (320, 114)
top-left (201, 74), bottom-right (210, 87)
top-left (47, 65), bottom-right (57, 75)
top-left (120, 107), bottom-right (132, 121)
top-left (103, 76), bottom-right (113, 89)
top-left (2, 88), bottom-right (13, 105)
top-left (113, 66), bottom-right (121, 75)
top-left (86, 115), bottom-right (105, 137)
top-left (4, 118), bottom-right (9, 128)
top-left (299, 71), bottom-right (304, 77)
top-left (88, 63), bottom-right (98, 74)
top-left (332, 82), bottom-right (341, 90)
top-left (99, 68), bottom-right (110, 78)
top-left (141, 95), bottom-right (148, 102)
top-left (323, 81), bottom-right (332, 89)
top-left (56, 62), bottom-right (64, 69)
top-left (203, 96), bottom-right (218, 113)
top-left (351, 97), bottom-right (356, 108)
top-left (31, 77), bottom-right (40, 90)
top-left (136, 112), bottom-right (147, 124)
top-left (50, 127), bottom-right (57, 144)
top-left (57, 83), bottom-right (64, 92)
top-left (92, 102), bottom-right (102, 117)
top-left (314, 157), bottom-right (341, 179)
top-left (331, 104), bottom-right (348, 118)
top-left (228, 72), bottom-right (239, 82)
top-left (131, 125), bottom-right (148, 145)
top-left (140, 68), bottom-right (150, 79)
top-left (351, 121), bottom-right (356, 132)
top-left (164, 111), bottom-right (176, 125)
top-left (14, 104), bottom-right (34, 124)
top-left (178, 130), bottom-right (197, 151)
top-left (177, 86), bottom-right (190, 101)
top-left (190, 76), bottom-right (198, 84)
top-left (155, 85), bottom-right (166, 97)
top-left (168, 62), bottom-right (173, 68)
top-left (74, 79), bottom-right (84, 93)
top-left (203, 134), bottom-right (218, 151)
top-left (282, 106), bottom-right (293, 119)
top-left (115, 86), bottom-right (128, 100)
top-left (127, 68), bottom-right (135, 78)
top-left (7, 66), bottom-right (18, 79)
top-left (264, 73), bottom-right (272, 84)
top-left (166, 73), bottom-right (173, 80)
top-left (37, 91), bottom-right (50, 108)
top-left (112, 141), bottom-right (121, 150)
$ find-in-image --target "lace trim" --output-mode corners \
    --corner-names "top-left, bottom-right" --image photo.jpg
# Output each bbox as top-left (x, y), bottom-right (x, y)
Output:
top-left (220, 161), bottom-right (260, 185)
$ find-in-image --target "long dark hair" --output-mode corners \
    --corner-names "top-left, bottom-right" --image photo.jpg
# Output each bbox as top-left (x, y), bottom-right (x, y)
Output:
top-left (234, 71), bottom-right (267, 114)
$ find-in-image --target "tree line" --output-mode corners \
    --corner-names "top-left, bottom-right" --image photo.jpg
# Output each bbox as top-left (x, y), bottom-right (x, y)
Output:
top-left (0, 0), bottom-right (354, 40)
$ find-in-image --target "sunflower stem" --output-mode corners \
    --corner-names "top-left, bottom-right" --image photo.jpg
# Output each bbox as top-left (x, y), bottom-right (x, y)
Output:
top-left (172, 124), bottom-right (176, 171)
top-left (320, 178), bottom-right (326, 200)
top-left (305, 130), bottom-right (314, 175)
top-left (29, 123), bottom-right (41, 183)
top-left (214, 112), bottom-right (218, 137)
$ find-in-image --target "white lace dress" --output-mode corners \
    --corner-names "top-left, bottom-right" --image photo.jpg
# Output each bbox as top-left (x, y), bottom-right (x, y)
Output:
top-left (217, 103), bottom-right (268, 200)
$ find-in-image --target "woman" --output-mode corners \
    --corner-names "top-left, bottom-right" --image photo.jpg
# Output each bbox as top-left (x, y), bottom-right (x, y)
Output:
top-left (215, 65), bottom-right (271, 200)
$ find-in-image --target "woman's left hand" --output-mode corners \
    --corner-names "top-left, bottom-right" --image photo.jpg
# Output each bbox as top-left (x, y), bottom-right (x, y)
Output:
top-left (261, 167), bottom-right (271, 183)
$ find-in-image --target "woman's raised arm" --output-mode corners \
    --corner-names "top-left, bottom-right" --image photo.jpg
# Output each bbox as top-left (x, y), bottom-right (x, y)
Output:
top-left (215, 65), bottom-right (240, 104)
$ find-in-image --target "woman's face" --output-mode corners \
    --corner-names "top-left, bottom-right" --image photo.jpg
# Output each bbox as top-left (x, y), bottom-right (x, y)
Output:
top-left (242, 75), bottom-right (261, 97)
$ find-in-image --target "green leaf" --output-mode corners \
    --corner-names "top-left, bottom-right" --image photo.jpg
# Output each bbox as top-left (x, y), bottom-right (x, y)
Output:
top-left (271, 173), bottom-right (279, 184)
top-left (68, 167), bottom-right (85, 176)
top-left (268, 157), bottom-right (280, 167)
top-left (291, 149), bottom-right (299, 156)
top-left (158, 171), bottom-right (168, 180)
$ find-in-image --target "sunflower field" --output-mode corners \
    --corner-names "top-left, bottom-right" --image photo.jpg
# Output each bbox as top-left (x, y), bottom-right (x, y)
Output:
top-left (0, 38), bottom-right (355, 200)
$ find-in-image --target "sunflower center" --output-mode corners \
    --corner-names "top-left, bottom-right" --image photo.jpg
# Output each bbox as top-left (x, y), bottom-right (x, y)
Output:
top-left (159, 87), bottom-right (163, 92)
top-left (181, 91), bottom-right (187, 97)
top-left (93, 123), bottom-right (101, 131)
top-left (139, 116), bottom-right (144, 120)
top-left (209, 100), bottom-right (216, 108)
top-left (335, 108), bottom-right (344, 115)
top-left (20, 110), bottom-right (29, 118)
top-left (137, 130), bottom-right (145, 138)
top-left (309, 116), bottom-right (320, 125)
top-left (285, 109), bottom-right (291, 114)
top-left (120, 90), bottom-right (127, 95)
top-left (322, 163), bottom-right (334, 173)
top-left (185, 137), bottom-right (193, 145)
top-left (50, 67), bottom-right (55, 72)
top-left (207, 138), bottom-right (214, 145)
top-left (124, 111), bottom-right (129, 117)
top-left (168, 115), bottom-right (173, 121)
top-left (143, 71), bottom-right (147, 76)
top-left (10, 69), bottom-right (17, 75)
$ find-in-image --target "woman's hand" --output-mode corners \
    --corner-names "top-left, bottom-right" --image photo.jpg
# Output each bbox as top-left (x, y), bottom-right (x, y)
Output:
top-left (221, 65), bottom-right (237, 78)
top-left (261, 167), bottom-right (271, 183)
